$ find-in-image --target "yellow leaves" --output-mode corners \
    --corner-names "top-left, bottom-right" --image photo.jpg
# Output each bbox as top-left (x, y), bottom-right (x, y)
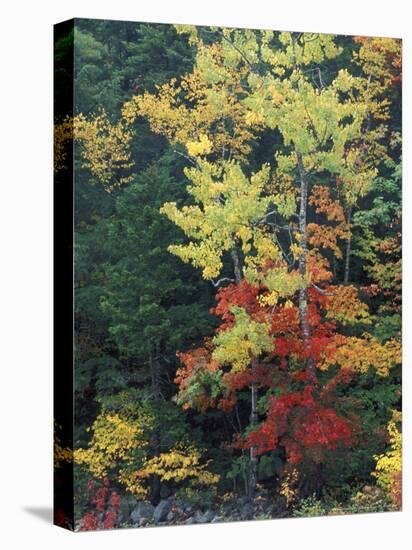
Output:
top-left (174, 24), bottom-right (199, 44)
top-left (122, 38), bottom-right (262, 161)
top-left (279, 467), bottom-right (299, 507)
top-left (143, 446), bottom-right (220, 485)
top-left (332, 69), bottom-right (358, 93)
top-left (186, 134), bottom-right (213, 157)
top-left (318, 334), bottom-right (401, 377)
top-left (119, 445), bottom-right (220, 496)
top-left (54, 117), bottom-right (73, 173)
top-left (54, 437), bottom-right (73, 469)
top-left (54, 112), bottom-right (133, 190)
top-left (161, 161), bottom-right (277, 281)
top-left (323, 285), bottom-right (371, 325)
top-left (118, 469), bottom-right (149, 498)
top-left (373, 411), bottom-right (402, 504)
top-left (74, 411), bottom-right (145, 479)
top-left (244, 228), bottom-right (281, 272)
top-left (245, 264), bottom-right (307, 307)
top-left (75, 403), bottom-right (220, 496)
top-left (354, 37), bottom-right (401, 116)
top-left (307, 185), bottom-right (350, 258)
top-left (212, 307), bottom-right (274, 372)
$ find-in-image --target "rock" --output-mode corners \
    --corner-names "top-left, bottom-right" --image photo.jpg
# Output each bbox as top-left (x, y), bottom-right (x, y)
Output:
top-left (236, 496), bottom-right (250, 507)
top-left (194, 510), bottom-right (204, 523)
top-left (184, 516), bottom-right (196, 525)
top-left (130, 501), bottom-right (155, 524)
top-left (166, 510), bottom-right (175, 522)
top-left (154, 499), bottom-right (173, 523)
top-left (160, 485), bottom-right (172, 499)
top-left (222, 502), bottom-right (234, 515)
top-left (138, 518), bottom-right (148, 528)
top-left (120, 495), bottom-right (137, 521)
top-left (211, 515), bottom-right (223, 523)
top-left (264, 503), bottom-right (276, 515)
top-left (200, 510), bottom-right (215, 523)
top-left (240, 503), bottom-right (255, 520)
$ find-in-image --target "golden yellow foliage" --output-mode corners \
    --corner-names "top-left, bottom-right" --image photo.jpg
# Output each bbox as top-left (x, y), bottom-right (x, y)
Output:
top-left (74, 412), bottom-right (145, 479)
top-left (212, 307), bottom-right (274, 372)
top-left (318, 334), bottom-right (401, 377)
top-left (75, 410), bottom-right (218, 497)
top-left (323, 285), bottom-right (371, 325)
top-left (54, 437), bottom-right (73, 469)
top-left (373, 410), bottom-right (402, 506)
top-left (161, 160), bottom-right (279, 280)
top-left (54, 112), bottom-right (133, 190)
top-left (122, 38), bottom-right (262, 161)
top-left (143, 446), bottom-right (220, 485)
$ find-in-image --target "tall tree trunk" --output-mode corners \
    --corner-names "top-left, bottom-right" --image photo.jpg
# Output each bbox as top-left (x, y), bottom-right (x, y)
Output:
top-left (230, 248), bottom-right (242, 284)
top-left (344, 206), bottom-right (353, 284)
top-left (230, 247), bottom-right (258, 497)
top-left (296, 151), bottom-right (311, 365)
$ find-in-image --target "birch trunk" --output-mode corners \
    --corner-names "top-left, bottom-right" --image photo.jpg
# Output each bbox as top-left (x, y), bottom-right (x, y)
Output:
top-left (344, 206), bottom-right (353, 284)
top-left (296, 151), bottom-right (311, 363)
top-left (230, 247), bottom-right (258, 497)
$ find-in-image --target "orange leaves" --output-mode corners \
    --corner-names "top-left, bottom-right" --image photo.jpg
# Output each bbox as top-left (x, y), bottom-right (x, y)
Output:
top-left (307, 254), bottom-right (334, 285)
top-left (307, 185), bottom-right (349, 258)
top-left (309, 185), bottom-right (347, 223)
top-left (318, 333), bottom-right (401, 377)
top-left (175, 344), bottom-right (219, 394)
top-left (354, 36), bottom-right (402, 88)
top-left (322, 285), bottom-right (371, 325)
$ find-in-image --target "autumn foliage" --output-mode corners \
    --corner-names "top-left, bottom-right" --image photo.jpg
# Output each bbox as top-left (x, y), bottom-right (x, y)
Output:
top-left (65, 22), bottom-right (401, 529)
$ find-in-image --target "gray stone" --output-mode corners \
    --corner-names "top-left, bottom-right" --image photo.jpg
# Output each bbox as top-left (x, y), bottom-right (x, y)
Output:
top-left (160, 485), bottom-right (172, 499)
top-left (154, 499), bottom-right (173, 523)
top-left (198, 510), bottom-right (215, 523)
top-left (184, 516), bottom-right (196, 525)
top-left (130, 501), bottom-right (155, 524)
top-left (166, 510), bottom-right (175, 522)
top-left (120, 496), bottom-right (138, 522)
top-left (240, 503), bottom-right (255, 520)
top-left (236, 496), bottom-right (250, 507)
top-left (211, 515), bottom-right (223, 523)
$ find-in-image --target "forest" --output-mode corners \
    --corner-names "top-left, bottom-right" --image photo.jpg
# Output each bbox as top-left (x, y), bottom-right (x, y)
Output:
top-left (54, 19), bottom-right (402, 530)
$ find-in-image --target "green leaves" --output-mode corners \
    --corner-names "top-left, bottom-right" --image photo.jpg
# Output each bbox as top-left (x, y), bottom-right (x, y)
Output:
top-left (212, 307), bottom-right (274, 372)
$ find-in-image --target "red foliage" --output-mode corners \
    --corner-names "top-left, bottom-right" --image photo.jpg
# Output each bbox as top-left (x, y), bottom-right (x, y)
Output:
top-left (175, 263), bottom-right (360, 471)
top-left (245, 384), bottom-right (353, 463)
top-left (224, 365), bottom-right (275, 392)
top-left (83, 512), bottom-right (99, 531)
top-left (294, 407), bottom-right (352, 448)
top-left (218, 397), bottom-right (237, 412)
top-left (212, 280), bottom-right (263, 330)
top-left (81, 480), bottom-right (121, 531)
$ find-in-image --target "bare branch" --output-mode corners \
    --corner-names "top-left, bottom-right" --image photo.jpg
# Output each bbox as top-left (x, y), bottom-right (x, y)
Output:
top-left (211, 277), bottom-right (235, 288)
top-left (311, 282), bottom-right (336, 296)
top-left (173, 149), bottom-right (198, 166)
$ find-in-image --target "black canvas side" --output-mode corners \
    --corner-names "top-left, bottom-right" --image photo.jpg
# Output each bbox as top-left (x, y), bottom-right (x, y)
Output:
top-left (53, 18), bottom-right (75, 531)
